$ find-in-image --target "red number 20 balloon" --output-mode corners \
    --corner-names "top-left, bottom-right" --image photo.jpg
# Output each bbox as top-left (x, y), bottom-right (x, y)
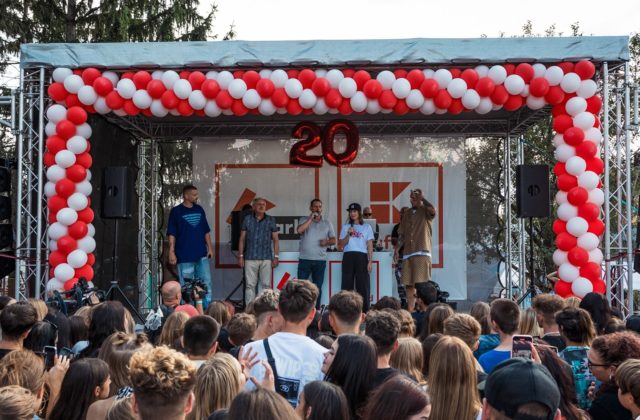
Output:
top-left (290, 122), bottom-right (323, 167)
top-left (289, 120), bottom-right (359, 167)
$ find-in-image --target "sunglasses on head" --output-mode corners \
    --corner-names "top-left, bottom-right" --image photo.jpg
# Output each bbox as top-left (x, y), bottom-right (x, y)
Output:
top-left (364, 212), bottom-right (372, 216)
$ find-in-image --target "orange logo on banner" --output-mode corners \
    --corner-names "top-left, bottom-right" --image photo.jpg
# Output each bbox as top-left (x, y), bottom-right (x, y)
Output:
top-left (369, 182), bottom-right (411, 224)
top-left (225, 188), bottom-right (276, 224)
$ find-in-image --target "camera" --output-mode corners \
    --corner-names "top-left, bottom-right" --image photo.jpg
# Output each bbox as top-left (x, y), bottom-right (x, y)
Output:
top-left (181, 277), bottom-right (208, 304)
top-left (46, 278), bottom-right (104, 315)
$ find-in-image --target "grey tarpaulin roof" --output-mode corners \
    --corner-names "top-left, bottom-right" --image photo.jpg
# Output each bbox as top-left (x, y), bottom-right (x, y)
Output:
top-left (20, 36), bottom-right (629, 69)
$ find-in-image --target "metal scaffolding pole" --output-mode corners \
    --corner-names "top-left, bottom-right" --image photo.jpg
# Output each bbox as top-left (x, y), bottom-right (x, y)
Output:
top-left (504, 134), bottom-right (513, 299)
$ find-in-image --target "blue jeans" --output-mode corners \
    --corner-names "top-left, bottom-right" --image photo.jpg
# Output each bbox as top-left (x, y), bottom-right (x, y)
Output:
top-left (177, 257), bottom-right (212, 308)
top-left (297, 259), bottom-right (326, 308)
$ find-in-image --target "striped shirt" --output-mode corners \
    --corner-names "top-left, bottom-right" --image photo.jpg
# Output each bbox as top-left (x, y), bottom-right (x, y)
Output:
top-left (242, 213), bottom-right (279, 260)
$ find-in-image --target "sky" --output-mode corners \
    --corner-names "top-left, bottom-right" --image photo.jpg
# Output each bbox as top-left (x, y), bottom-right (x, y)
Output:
top-left (205, 0), bottom-right (639, 40)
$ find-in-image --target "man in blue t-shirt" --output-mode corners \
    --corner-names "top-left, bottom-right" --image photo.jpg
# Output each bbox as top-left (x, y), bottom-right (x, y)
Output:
top-left (167, 185), bottom-right (213, 307)
top-left (479, 298), bottom-right (520, 374)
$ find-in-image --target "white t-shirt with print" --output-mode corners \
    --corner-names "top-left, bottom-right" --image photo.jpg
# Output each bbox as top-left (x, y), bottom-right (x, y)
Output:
top-left (339, 223), bottom-right (374, 253)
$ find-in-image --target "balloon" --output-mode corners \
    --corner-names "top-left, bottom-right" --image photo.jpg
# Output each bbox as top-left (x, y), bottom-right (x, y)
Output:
top-left (56, 120), bottom-right (76, 140)
top-left (376, 71), bottom-right (396, 90)
top-left (571, 277), bottom-right (593, 297)
top-left (55, 150), bottom-right (76, 168)
top-left (392, 78), bottom-right (412, 99)
top-left (588, 219), bottom-right (605, 236)
top-left (312, 98), bottom-right (328, 115)
top-left (49, 250), bottom-right (67, 268)
top-left (487, 66), bottom-right (507, 84)
top-left (284, 78), bottom-right (304, 99)
top-left (75, 153), bottom-right (92, 169)
top-left (63, 75), bottom-right (84, 94)
top-left (63, 278), bottom-right (79, 291)
top-left (475, 98), bottom-right (493, 114)
top-left (405, 89), bottom-right (425, 109)
top-left (553, 114), bottom-right (573, 134)
top-left (580, 261), bottom-right (601, 281)
top-left (46, 165), bottom-right (66, 183)
top-left (504, 95), bottom-right (523, 111)
top-left (558, 262), bottom-right (580, 282)
top-left (44, 182), bottom-right (57, 198)
top-left (544, 66), bottom-right (564, 86)
top-left (322, 120), bottom-right (359, 166)
top-left (565, 97), bottom-right (588, 117)
top-left (526, 96), bottom-right (546, 110)
top-left (434, 90), bottom-right (453, 109)
top-left (68, 221), bottom-right (88, 239)
top-left (588, 188), bottom-right (605, 206)
top-left (349, 92), bottom-right (367, 112)
top-left (67, 249), bottom-right (88, 269)
top-left (574, 112), bottom-right (596, 130)
top-left (556, 232), bottom-right (578, 251)
top-left (173, 79), bottom-right (193, 100)
top-left (589, 248), bottom-right (604, 264)
top-left (132, 90), bottom-right (153, 109)
top-left (161, 70), bottom-right (180, 89)
top-left (568, 247), bottom-right (589, 267)
top-left (586, 96), bottom-right (603, 114)
top-left (553, 219), bottom-right (567, 235)
top-left (77, 236), bottom-right (96, 253)
top-left (578, 203), bottom-right (600, 221)
top-left (578, 171), bottom-right (599, 190)
top-left (555, 280), bottom-right (573, 297)
top-left (116, 78), bottom-right (136, 99)
top-left (577, 80), bottom-right (598, 99)
top-left (575, 60), bottom-right (596, 80)
top-left (48, 222), bottom-right (68, 240)
top-left (105, 91), bottom-right (124, 109)
top-left (289, 122), bottom-right (323, 167)
top-left (560, 73), bottom-right (581, 93)
top-left (407, 69), bottom-right (426, 88)
top-left (323, 69), bottom-right (343, 89)
top-left (47, 82), bottom-right (68, 102)
top-left (563, 127), bottom-right (585, 146)
top-left (529, 77), bottom-right (550, 97)
top-left (379, 90), bottom-right (398, 109)
top-left (77, 86), bottom-right (97, 106)
top-left (578, 232), bottom-right (600, 251)
top-left (474, 77), bottom-right (495, 97)
top-left (87, 252), bottom-right (95, 265)
top-left (57, 235), bottom-right (77, 255)
top-left (53, 68), bottom-right (73, 83)
top-left (504, 75), bottom-right (525, 95)
top-left (57, 207), bottom-right (78, 226)
top-left (490, 86), bottom-right (509, 105)
top-left (188, 71), bottom-right (206, 90)
top-left (566, 216), bottom-right (589, 237)
top-left (242, 89), bottom-right (262, 109)
top-left (74, 264), bottom-right (94, 282)
top-left (55, 178), bottom-right (75, 198)
top-left (310, 78), bottom-right (330, 97)
top-left (446, 78), bottom-right (467, 99)
top-left (215, 91), bottom-right (233, 109)
top-left (545, 86), bottom-right (565, 105)
top-left (54, 263), bottom-right (75, 282)
top-left (338, 78), bottom-right (357, 99)
top-left (557, 174), bottom-right (578, 192)
top-left (557, 203), bottom-right (578, 221)
top-left (567, 187), bottom-right (588, 206)
top-left (67, 192), bottom-right (88, 211)
top-left (77, 207), bottom-right (94, 224)
top-left (585, 157), bottom-right (604, 175)
top-left (459, 69), bottom-right (479, 89)
top-left (554, 144), bottom-right (575, 162)
top-left (200, 79), bottom-right (221, 100)
top-left (46, 105), bottom-right (68, 124)
top-left (92, 76), bottom-right (113, 97)
top-left (102, 71), bottom-right (120, 87)
top-left (553, 249), bottom-right (568, 266)
top-left (565, 156), bottom-right (586, 176)
top-left (420, 79), bottom-right (439, 98)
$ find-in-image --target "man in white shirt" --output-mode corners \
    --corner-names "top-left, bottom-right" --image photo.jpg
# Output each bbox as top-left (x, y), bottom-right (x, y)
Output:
top-left (243, 280), bottom-right (326, 407)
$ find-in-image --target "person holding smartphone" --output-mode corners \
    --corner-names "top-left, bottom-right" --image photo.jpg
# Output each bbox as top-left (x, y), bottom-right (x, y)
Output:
top-left (338, 203), bottom-right (374, 312)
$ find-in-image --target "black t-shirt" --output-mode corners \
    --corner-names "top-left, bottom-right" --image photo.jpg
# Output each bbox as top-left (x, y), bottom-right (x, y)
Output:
top-left (589, 386), bottom-right (631, 420)
top-left (412, 311), bottom-right (426, 337)
top-left (0, 348), bottom-right (14, 360)
top-left (541, 333), bottom-right (566, 352)
top-left (374, 367), bottom-right (400, 388)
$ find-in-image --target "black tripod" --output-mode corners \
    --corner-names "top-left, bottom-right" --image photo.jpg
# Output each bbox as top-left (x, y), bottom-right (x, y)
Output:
top-left (517, 217), bottom-right (537, 305)
top-left (105, 219), bottom-right (143, 322)
top-left (225, 262), bottom-right (246, 309)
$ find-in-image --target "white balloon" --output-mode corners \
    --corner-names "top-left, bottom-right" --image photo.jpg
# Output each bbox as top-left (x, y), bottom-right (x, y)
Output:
top-left (577, 79), bottom-right (598, 98)
top-left (560, 73), bottom-right (581, 93)
top-left (521, 85), bottom-right (530, 97)
top-left (406, 89), bottom-right (425, 109)
top-left (52, 68), bottom-right (73, 83)
top-left (67, 249), bottom-right (88, 269)
top-left (93, 97), bottom-right (111, 115)
top-left (589, 248), bottom-right (604, 264)
top-left (132, 90), bottom-right (152, 109)
top-left (57, 208), bottom-right (78, 226)
top-left (462, 89), bottom-right (480, 109)
top-left (349, 92), bottom-right (367, 112)
top-left (565, 156), bottom-right (587, 176)
top-left (75, 180), bottom-right (92, 196)
top-left (102, 71), bottom-right (119, 87)
top-left (556, 191), bottom-right (568, 204)
top-left (150, 100), bottom-right (169, 117)
top-left (204, 100), bottom-right (221, 117)
top-left (45, 122), bottom-right (57, 137)
top-left (54, 264), bottom-right (75, 282)
top-left (552, 134), bottom-right (566, 148)
top-left (113, 109), bottom-right (127, 117)
top-left (475, 65), bottom-right (490, 77)
top-left (63, 75), bottom-right (84, 94)
top-left (554, 144), bottom-right (576, 162)
top-left (312, 98), bottom-right (328, 115)
top-left (242, 89), bottom-right (262, 109)
top-left (48, 223), bottom-right (68, 240)
top-left (532, 63), bottom-right (547, 78)
top-left (66, 136), bottom-right (88, 154)
top-left (258, 99), bottom-right (277, 116)
top-left (284, 78), bottom-right (303, 99)
top-left (578, 171), bottom-right (599, 190)
top-left (205, 70), bottom-right (219, 80)
top-left (78, 236), bottom-right (96, 253)
top-left (588, 188), bottom-right (605, 206)
top-left (338, 78), bottom-right (357, 98)
top-left (559, 263), bottom-right (580, 283)
top-left (299, 89), bottom-right (318, 109)
top-left (55, 150), bottom-right (76, 168)
top-left (221, 109), bottom-right (234, 116)
top-left (161, 70), bottom-right (180, 89)
top-left (188, 90), bottom-right (207, 110)
top-left (565, 97), bottom-right (588, 117)
top-left (585, 127), bottom-right (603, 143)
top-left (173, 79), bottom-right (193, 100)
top-left (527, 96), bottom-right (546, 110)
top-left (574, 112), bottom-right (596, 130)
top-left (67, 193), bottom-right (88, 211)
top-left (475, 98), bottom-right (493, 114)
top-left (151, 70), bottom-right (164, 80)
top-left (88, 223), bottom-right (96, 237)
top-left (446, 78), bottom-right (467, 98)
top-left (116, 79), bottom-right (136, 99)
top-left (86, 169), bottom-right (92, 182)
top-left (422, 69), bottom-right (435, 78)
top-left (270, 69), bottom-right (289, 88)
top-left (49, 240), bottom-right (58, 251)
top-left (46, 165), bottom-right (66, 182)
top-left (420, 99), bottom-right (436, 115)
top-left (572, 277), bottom-right (593, 297)
top-left (216, 71), bottom-right (234, 89)
top-left (557, 203), bottom-right (578, 221)
top-left (376, 71), bottom-right (396, 90)
top-left (46, 105), bottom-right (67, 123)
top-left (578, 232), bottom-right (600, 251)
top-left (77, 85), bottom-right (97, 105)
top-left (434, 69), bottom-right (453, 89)
top-left (566, 216), bottom-right (589, 237)
top-left (366, 99), bottom-right (382, 114)
top-left (392, 78), bottom-right (412, 99)
top-left (47, 278), bottom-right (65, 293)
top-left (504, 75), bottom-right (525, 95)
top-left (553, 250), bottom-right (568, 266)
top-left (45, 182), bottom-right (57, 197)
top-left (259, 69), bottom-right (273, 79)
top-left (487, 66), bottom-right (507, 85)
top-left (325, 69), bottom-right (345, 89)
top-left (76, 123), bottom-right (92, 138)
top-left (544, 66), bottom-right (564, 86)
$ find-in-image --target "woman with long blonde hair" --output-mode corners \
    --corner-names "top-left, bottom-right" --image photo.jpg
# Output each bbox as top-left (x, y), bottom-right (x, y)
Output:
top-left (427, 336), bottom-right (481, 420)
top-left (158, 311), bottom-right (190, 349)
top-left (390, 337), bottom-right (425, 384)
top-left (189, 353), bottom-right (244, 420)
top-left (519, 307), bottom-right (543, 337)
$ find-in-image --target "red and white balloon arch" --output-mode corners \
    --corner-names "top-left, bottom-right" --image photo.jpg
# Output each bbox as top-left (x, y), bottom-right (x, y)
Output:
top-left (44, 61), bottom-right (604, 298)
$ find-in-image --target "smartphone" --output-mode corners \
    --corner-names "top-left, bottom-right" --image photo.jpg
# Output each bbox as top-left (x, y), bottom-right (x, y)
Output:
top-left (58, 347), bottom-right (74, 358)
top-left (511, 335), bottom-right (533, 359)
top-left (43, 345), bottom-right (57, 369)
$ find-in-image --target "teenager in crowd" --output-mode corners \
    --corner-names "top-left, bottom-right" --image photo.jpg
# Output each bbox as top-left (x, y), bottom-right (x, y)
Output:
top-left (472, 301), bottom-right (500, 359)
top-left (68, 315), bottom-right (89, 351)
top-left (361, 376), bottom-right (430, 420)
top-left (519, 307), bottom-right (543, 337)
top-left (322, 334), bottom-right (376, 418)
top-left (421, 332), bottom-right (443, 378)
top-left (532, 294), bottom-right (567, 351)
top-left (27, 298), bottom-right (48, 322)
top-left (390, 337), bottom-right (424, 384)
top-left (0, 385), bottom-right (37, 420)
top-left (247, 289), bottom-right (283, 342)
top-left (470, 301), bottom-right (491, 334)
top-left (443, 313), bottom-right (487, 385)
top-left (365, 310), bottom-right (402, 387)
top-left (478, 299), bottom-right (520, 374)
top-left (397, 309), bottom-right (416, 338)
top-left (106, 396), bottom-right (135, 420)
top-left (206, 301), bottom-right (231, 327)
top-left (228, 388), bottom-right (298, 420)
top-left (295, 381), bottom-right (350, 420)
top-left (159, 311), bottom-right (190, 348)
top-left (0, 302), bottom-right (38, 359)
top-left (615, 358), bottom-right (640, 419)
top-left (227, 313), bottom-right (257, 350)
top-left (183, 315), bottom-right (220, 368)
top-left (80, 301), bottom-right (132, 358)
top-left (328, 290), bottom-right (364, 336)
top-left (413, 282), bottom-right (438, 335)
top-left (579, 292), bottom-right (612, 336)
top-left (22, 320), bottom-right (57, 354)
top-left (419, 304), bottom-right (453, 340)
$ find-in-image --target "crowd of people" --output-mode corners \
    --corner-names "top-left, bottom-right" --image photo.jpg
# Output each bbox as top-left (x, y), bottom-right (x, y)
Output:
top-left (2, 283), bottom-right (640, 420)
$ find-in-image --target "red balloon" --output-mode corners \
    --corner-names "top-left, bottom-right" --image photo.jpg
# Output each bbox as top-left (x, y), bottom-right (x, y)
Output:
top-left (242, 71), bottom-right (261, 89)
top-left (394, 69), bottom-right (408, 79)
top-left (588, 219), bottom-right (605, 236)
top-left (56, 120), bottom-right (76, 139)
top-left (48, 82), bottom-right (68, 102)
top-left (271, 88), bottom-right (290, 108)
top-left (503, 64), bottom-right (515, 76)
top-left (323, 120), bottom-right (359, 166)
top-left (394, 99), bottom-right (410, 115)
top-left (92, 77), bottom-right (113, 96)
top-left (87, 253), bottom-right (95, 265)
top-left (321, 89), bottom-right (340, 108)
top-left (287, 99), bottom-right (303, 116)
top-left (434, 90), bottom-right (453, 109)
top-left (188, 71), bottom-right (206, 90)
top-left (215, 91), bottom-right (234, 109)
top-left (576, 141), bottom-right (597, 159)
top-left (179, 71), bottom-right (192, 80)
top-left (123, 100), bottom-right (140, 116)
top-left (553, 114), bottom-right (573, 134)
top-left (256, 79), bottom-right (276, 98)
top-left (579, 203), bottom-right (600, 221)
top-left (555, 280), bottom-right (573, 297)
top-left (558, 62), bottom-right (575, 74)
top-left (49, 250), bottom-right (67, 268)
top-left (420, 79), bottom-right (439, 98)
top-left (556, 232), bottom-right (578, 251)
top-left (121, 71), bottom-right (134, 80)
top-left (57, 236), bottom-right (78, 255)
top-left (55, 179), bottom-right (75, 198)
top-left (77, 207), bottom-right (94, 224)
top-left (545, 86), bottom-right (565, 105)
top-left (64, 278), bottom-right (79, 291)
top-left (554, 162), bottom-right (567, 177)
top-left (593, 118), bottom-right (600, 129)
top-left (132, 71), bottom-right (152, 89)
top-left (48, 196), bottom-right (66, 213)
top-left (592, 279), bottom-right (606, 294)
top-left (504, 95), bottom-right (523, 111)
top-left (557, 174), bottom-right (578, 191)
top-left (68, 221), bottom-right (88, 239)
top-left (81, 68), bottom-right (101, 85)
top-left (200, 79), bottom-right (220, 99)
top-left (585, 157), bottom-right (604, 174)
top-left (447, 98), bottom-right (464, 115)
top-left (460, 69), bottom-right (479, 89)
top-left (563, 127), bottom-right (585, 145)
top-left (75, 152), bottom-right (92, 169)
top-left (475, 77), bottom-right (495, 97)
top-left (46, 136), bottom-right (66, 154)
top-left (568, 247), bottom-right (589, 267)
top-left (75, 264), bottom-right (94, 282)
top-left (161, 90), bottom-right (180, 109)
top-left (552, 219), bottom-right (567, 235)
top-left (310, 78), bottom-right (330, 97)
top-left (567, 187), bottom-right (588, 206)
top-left (66, 106), bottom-right (88, 125)
top-left (44, 152), bottom-right (55, 168)
top-left (352, 70), bottom-right (370, 90)
top-left (105, 91), bottom-right (124, 109)
top-left (580, 262), bottom-right (601, 281)
top-left (231, 100), bottom-right (248, 116)
top-left (337, 99), bottom-right (352, 116)
top-left (379, 90), bottom-right (398, 109)
top-left (363, 79), bottom-right (383, 99)
top-left (290, 122), bottom-right (323, 167)
top-left (287, 69), bottom-right (299, 79)
top-left (178, 100), bottom-right (194, 117)
top-left (66, 164), bottom-right (87, 183)
top-left (575, 60), bottom-right (596, 80)
top-left (586, 96), bottom-right (602, 114)
top-left (515, 63), bottom-right (534, 83)
top-left (407, 69), bottom-right (425, 89)
top-left (65, 94), bottom-right (81, 108)
top-left (147, 80), bottom-right (166, 99)
top-left (529, 77), bottom-right (549, 98)
top-left (490, 85), bottom-right (509, 105)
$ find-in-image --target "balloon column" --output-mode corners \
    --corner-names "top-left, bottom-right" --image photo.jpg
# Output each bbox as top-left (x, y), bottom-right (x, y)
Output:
top-left (45, 62), bottom-right (603, 297)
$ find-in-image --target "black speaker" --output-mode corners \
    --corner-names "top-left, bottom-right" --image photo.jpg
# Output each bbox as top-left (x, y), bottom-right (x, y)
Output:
top-left (101, 167), bottom-right (133, 219)
top-left (230, 209), bottom-right (252, 251)
top-left (516, 164), bottom-right (550, 218)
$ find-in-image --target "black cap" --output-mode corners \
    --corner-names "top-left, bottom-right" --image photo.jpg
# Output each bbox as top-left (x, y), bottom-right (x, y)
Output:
top-left (627, 315), bottom-right (640, 334)
top-left (346, 203), bottom-right (361, 212)
top-left (485, 358), bottom-right (560, 420)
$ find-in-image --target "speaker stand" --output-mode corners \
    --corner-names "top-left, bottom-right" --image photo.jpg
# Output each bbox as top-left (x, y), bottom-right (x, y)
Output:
top-left (518, 217), bottom-right (537, 305)
top-left (105, 218), bottom-right (143, 323)
top-left (225, 266), bottom-right (246, 310)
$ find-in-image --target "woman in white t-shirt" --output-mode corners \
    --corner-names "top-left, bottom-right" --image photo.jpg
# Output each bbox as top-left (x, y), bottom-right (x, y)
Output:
top-left (337, 203), bottom-right (374, 312)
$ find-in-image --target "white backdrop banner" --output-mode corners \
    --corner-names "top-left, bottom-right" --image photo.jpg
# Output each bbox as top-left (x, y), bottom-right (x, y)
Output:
top-left (192, 134), bottom-right (467, 300)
